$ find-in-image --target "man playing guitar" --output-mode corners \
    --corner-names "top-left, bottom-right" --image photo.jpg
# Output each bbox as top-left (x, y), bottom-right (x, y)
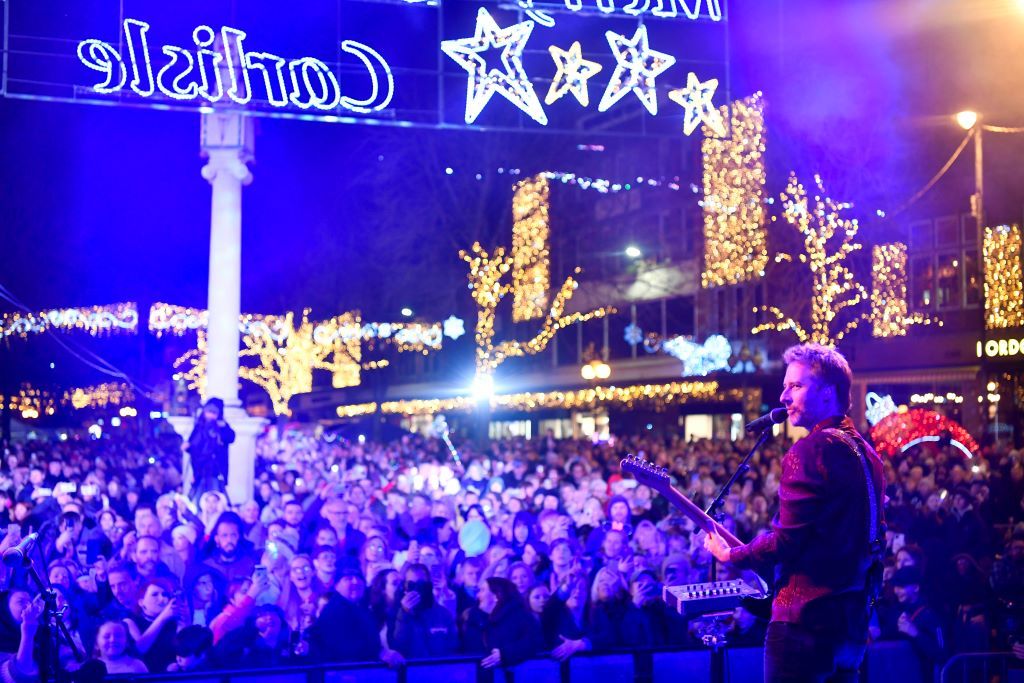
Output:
top-left (704, 343), bottom-right (885, 683)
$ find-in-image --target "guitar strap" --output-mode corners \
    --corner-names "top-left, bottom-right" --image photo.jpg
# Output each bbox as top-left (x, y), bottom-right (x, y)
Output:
top-left (824, 427), bottom-right (885, 601)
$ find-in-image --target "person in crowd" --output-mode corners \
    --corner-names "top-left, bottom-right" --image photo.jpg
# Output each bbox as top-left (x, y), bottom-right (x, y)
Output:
top-left (879, 566), bottom-right (948, 680)
top-left (308, 566), bottom-right (379, 663)
top-left (94, 620), bottom-right (148, 674)
top-left (391, 563), bottom-right (458, 658)
top-left (202, 512), bottom-right (258, 585)
top-left (124, 576), bottom-right (187, 673)
top-left (279, 554), bottom-right (318, 633)
top-left (185, 398), bottom-right (235, 499)
top-left (188, 569), bottom-right (223, 627)
top-left (463, 577), bottom-right (541, 669)
top-left (209, 573), bottom-right (269, 644)
top-left (166, 625), bottom-right (215, 672)
top-left (368, 568), bottom-right (401, 638)
top-left (215, 603), bottom-right (296, 668)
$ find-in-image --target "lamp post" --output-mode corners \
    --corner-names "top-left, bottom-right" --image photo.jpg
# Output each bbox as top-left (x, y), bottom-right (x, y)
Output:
top-left (957, 110), bottom-right (989, 442)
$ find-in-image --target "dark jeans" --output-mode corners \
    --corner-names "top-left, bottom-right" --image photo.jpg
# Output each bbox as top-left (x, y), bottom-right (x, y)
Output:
top-left (764, 592), bottom-right (870, 683)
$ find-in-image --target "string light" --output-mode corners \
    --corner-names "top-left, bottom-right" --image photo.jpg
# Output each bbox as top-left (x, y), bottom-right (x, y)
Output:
top-left (597, 26), bottom-right (676, 115)
top-left (668, 72), bottom-right (726, 136)
top-left (658, 334), bottom-right (732, 376)
top-left (511, 175), bottom-right (551, 322)
top-left (701, 93), bottom-right (767, 288)
top-left (335, 380), bottom-right (730, 418)
top-left (1, 302), bottom-right (138, 339)
top-left (65, 382), bottom-right (135, 410)
top-left (984, 224), bottom-right (1024, 329)
top-left (2, 382), bottom-right (133, 417)
top-left (752, 173), bottom-right (867, 347)
top-left (440, 8), bottom-right (547, 125)
top-left (870, 407), bottom-right (979, 460)
top-left (174, 329), bottom-right (209, 398)
top-left (870, 243), bottom-right (938, 337)
top-left (545, 42), bottom-right (603, 107)
top-left (460, 242), bottom-right (612, 377)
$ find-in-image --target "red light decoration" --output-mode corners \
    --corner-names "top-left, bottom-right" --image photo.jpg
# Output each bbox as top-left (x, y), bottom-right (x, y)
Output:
top-left (870, 408), bottom-right (979, 459)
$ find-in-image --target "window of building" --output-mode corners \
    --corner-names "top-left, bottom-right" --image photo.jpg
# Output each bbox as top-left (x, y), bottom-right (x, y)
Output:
top-left (911, 255), bottom-right (934, 310)
top-left (936, 253), bottom-right (961, 308)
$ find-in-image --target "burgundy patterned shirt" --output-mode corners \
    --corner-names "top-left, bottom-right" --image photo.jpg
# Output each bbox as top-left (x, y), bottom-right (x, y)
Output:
top-left (729, 415), bottom-right (886, 623)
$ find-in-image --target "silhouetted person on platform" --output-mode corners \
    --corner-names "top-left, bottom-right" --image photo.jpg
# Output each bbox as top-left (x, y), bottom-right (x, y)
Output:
top-left (186, 398), bottom-right (234, 502)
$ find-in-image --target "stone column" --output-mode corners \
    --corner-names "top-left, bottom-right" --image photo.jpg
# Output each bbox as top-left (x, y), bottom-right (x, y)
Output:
top-left (171, 111), bottom-right (266, 504)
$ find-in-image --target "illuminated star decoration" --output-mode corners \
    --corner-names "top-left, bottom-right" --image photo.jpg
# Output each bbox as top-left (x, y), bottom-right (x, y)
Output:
top-left (546, 42), bottom-right (603, 107)
top-left (668, 72), bottom-right (726, 136)
top-left (443, 316), bottom-right (466, 340)
top-left (597, 25), bottom-right (676, 115)
top-left (441, 8), bottom-right (547, 125)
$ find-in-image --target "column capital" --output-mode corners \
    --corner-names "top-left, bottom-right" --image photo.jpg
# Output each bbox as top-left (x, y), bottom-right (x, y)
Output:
top-left (201, 148), bottom-right (253, 186)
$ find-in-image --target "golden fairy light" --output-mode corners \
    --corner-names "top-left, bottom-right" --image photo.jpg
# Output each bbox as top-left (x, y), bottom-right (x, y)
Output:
top-left (752, 173), bottom-right (867, 347)
top-left (870, 243), bottom-right (937, 337)
top-left (335, 380), bottom-right (730, 418)
top-left (701, 93), bottom-right (768, 288)
top-left (984, 224), bottom-right (1024, 329)
top-left (511, 175), bottom-right (551, 322)
top-left (65, 382), bottom-right (135, 410)
top-left (460, 242), bottom-right (611, 377)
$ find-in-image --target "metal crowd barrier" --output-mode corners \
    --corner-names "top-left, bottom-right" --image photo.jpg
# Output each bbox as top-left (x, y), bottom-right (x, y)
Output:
top-left (111, 640), bottom-right (932, 683)
top-left (940, 651), bottom-right (1016, 683)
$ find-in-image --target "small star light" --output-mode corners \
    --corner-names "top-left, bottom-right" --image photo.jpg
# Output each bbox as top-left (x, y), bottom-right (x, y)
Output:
top-left (546, 42), bottom-right (603, 107)
top-left (598, 26), bottom-right (676, 115)
top-left (441, 8), bottom-right (547, 125)
top-left (443, 316), bottom-right (466, 340)
top-left (668, 72), bottom-right (726, 136)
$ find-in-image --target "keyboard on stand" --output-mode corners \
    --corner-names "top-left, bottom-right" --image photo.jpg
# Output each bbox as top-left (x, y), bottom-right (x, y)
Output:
top-left (664, 579), bottom-right (765, 618)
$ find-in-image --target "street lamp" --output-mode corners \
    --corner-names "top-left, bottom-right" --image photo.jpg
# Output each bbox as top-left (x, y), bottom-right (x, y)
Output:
top-left (957, 110), bottom-right (988, 437)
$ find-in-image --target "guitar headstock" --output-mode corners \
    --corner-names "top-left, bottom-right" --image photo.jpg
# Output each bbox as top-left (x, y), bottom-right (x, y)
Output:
top-left (620, 454), bottom-right (672, 494)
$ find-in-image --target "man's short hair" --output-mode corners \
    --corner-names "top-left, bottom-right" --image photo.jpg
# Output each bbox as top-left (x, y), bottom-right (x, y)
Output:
top-left (783, 343), bottom-right (853, 412)
top-left (174, 625), bottom-right (213, 657)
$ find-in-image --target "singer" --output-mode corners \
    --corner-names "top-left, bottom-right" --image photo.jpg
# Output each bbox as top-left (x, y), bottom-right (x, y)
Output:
top-left (704, 343), bottom-right (885, 683)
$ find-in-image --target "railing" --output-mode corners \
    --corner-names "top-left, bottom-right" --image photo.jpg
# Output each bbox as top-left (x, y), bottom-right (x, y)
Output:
top-left (110, 640), bottom-right (933, 683)
top-left (940, 651), bottom-right (1015, 683)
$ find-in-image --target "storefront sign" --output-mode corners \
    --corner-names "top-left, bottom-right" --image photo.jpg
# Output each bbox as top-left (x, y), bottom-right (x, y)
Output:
top-left (977, 338), bottom-right (1024, 359)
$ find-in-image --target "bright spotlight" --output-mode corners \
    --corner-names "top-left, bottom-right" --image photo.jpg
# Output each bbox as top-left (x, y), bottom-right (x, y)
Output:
top-left (401, 307), bottom-right (413, 318)
top-left (471, 374), bottom-right (495, 400)
top-left (625, 245), bottom-right (642, 259)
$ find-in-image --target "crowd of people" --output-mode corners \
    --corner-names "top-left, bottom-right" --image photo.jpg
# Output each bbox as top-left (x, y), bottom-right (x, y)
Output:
top-left (0, 413), bottom-right (1020, 680)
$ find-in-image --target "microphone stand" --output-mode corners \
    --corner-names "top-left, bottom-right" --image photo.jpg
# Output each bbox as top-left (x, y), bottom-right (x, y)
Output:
top-left (698, 426), bottom-right (773, 683)
top-left (16, 547), bottom-right (84, 683)
top-left (705, 426), bottom-right (773, 524)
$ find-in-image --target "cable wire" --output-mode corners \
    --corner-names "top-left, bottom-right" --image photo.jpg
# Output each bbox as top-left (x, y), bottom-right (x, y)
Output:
top-left (888, 128), bottom-right (975, 218)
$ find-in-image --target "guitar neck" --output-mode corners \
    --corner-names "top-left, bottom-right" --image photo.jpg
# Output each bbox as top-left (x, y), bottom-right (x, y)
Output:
top-left (663, 485), bottom-right (744, 548)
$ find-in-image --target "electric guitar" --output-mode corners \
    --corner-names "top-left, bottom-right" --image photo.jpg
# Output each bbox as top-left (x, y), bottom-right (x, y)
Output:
top-left (620, 454), bottom-right (769, 600)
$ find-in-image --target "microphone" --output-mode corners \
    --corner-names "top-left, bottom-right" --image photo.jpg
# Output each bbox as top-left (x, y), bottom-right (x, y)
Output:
top-left (745, 408), bottom-right (788, 433)
top-left (2, 532), bottom-right (38, 567)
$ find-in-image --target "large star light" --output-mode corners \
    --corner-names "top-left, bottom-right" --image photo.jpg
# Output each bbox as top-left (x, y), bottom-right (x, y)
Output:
top-left (546, 42), bottom-right (603, 107)
top-left (597, 26), bottom-right (676, 115)
top-left (668, 72), bottom-right (726, 136)
top-left (441, 9), bottom-right (547, 125)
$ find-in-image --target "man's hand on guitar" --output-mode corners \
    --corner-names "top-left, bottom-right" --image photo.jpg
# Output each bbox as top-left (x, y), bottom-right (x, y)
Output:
top-left (703, 531), bottom-right (731, 563)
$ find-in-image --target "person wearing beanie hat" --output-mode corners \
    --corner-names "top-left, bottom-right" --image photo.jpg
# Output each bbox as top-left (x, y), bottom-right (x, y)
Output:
top-left (879, 565), bottom-right (947, 680)
top-left (185, 398), bottom-right (235, 502)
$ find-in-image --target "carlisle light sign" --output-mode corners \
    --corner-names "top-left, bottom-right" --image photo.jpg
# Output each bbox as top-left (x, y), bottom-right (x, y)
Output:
top-left (3, 1), bottom-right (730, 135)
top-left (76, 19), bottom-right (394, 114)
